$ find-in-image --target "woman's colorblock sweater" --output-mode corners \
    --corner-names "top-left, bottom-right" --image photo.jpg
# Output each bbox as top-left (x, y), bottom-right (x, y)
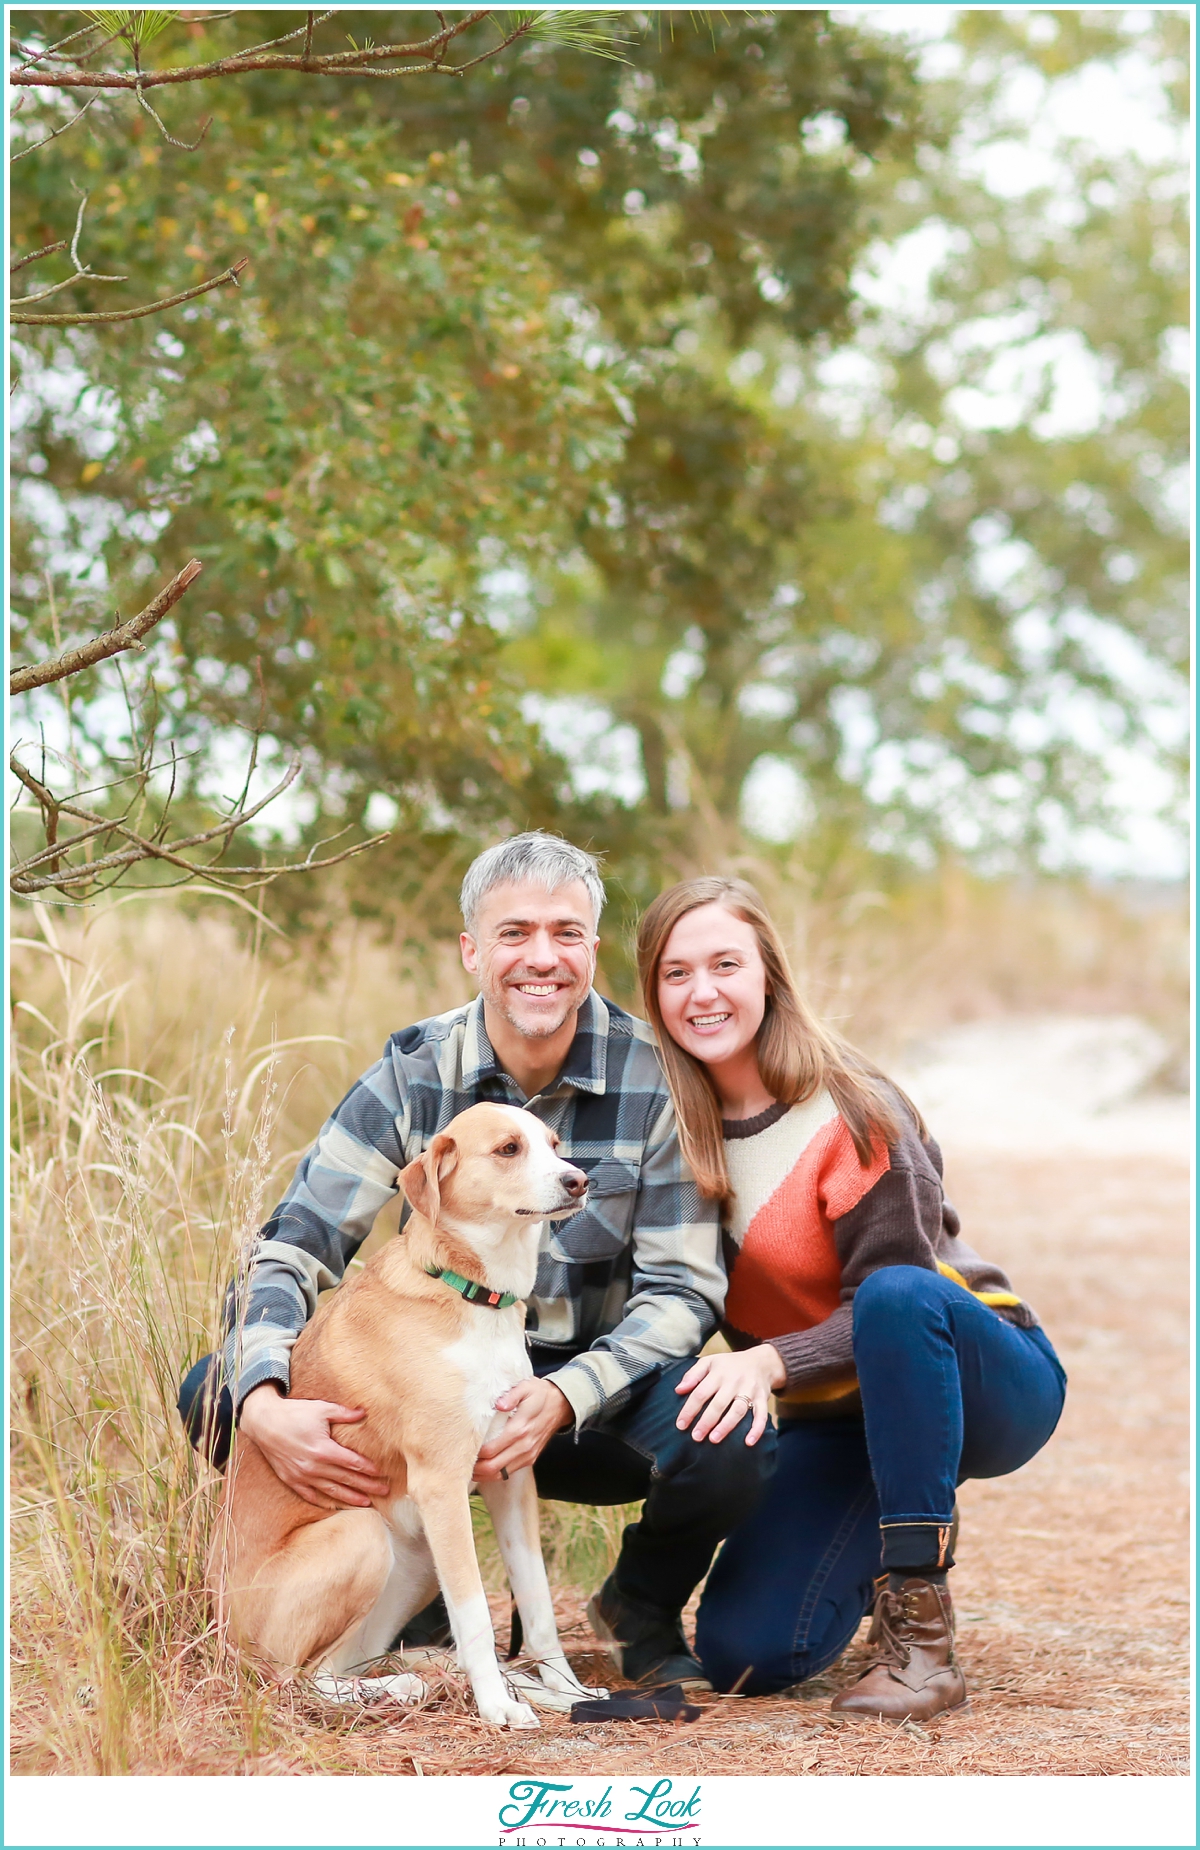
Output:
top-left (720, 1092), bottom-right (1036, 1410)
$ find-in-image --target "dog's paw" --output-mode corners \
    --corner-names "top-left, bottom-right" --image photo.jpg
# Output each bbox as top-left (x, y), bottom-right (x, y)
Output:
top-left (362, 1672), bottom-right (427, 1706)
top-left (504, 1667), bottom-right (572, 1712)
top-left (503, 1699), bottom-right (542, 1730)
top-left (478, 1691), bottom-right (542, 1730)
top-left (312, 1672), bottom-right (425, 1707)
top-left (534, 1659), bottom-right (610, 1704)
top-left (504, 1665), bottom-right (610, 1711)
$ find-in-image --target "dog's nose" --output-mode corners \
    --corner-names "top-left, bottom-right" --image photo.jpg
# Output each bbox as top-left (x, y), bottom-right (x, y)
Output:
top-left (560, 1166), bottom-right (588, 1199)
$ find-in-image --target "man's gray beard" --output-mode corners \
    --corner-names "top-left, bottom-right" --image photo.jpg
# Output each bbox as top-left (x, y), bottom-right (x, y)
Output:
top-left (492, 992), bottom-right (578, 1040)
top-left (487, 973), bottom-right (583, 1040)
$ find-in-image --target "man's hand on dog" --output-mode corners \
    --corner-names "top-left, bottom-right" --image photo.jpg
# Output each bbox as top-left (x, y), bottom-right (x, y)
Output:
top-left (240, 1385), bottom-right (391, 1509)
top-left (474, 1378), bottom-right (573, 1480)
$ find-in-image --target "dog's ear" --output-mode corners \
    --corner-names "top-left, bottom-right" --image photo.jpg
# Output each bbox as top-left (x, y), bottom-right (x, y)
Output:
top-left (400, 1132), bottom-right (458, 1224)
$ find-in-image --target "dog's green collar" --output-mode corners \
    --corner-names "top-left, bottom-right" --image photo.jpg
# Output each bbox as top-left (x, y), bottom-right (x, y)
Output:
top-left (425, 1264), bottom-right (517, 1310)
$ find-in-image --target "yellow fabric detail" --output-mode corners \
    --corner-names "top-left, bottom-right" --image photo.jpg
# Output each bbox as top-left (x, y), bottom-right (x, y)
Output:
top-left (936, 1260), bottom-right (1021, 1309)
top-left (775, 1371), bottom-right (860, 1407)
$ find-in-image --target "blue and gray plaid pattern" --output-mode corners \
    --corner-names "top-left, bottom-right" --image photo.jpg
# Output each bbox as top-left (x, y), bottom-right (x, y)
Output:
top-left (223, 992), bottom-right (724, 1427)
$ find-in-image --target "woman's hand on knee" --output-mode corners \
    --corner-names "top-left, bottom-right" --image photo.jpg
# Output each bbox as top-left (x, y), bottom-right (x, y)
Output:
top-left (674, 1346), bottom-right (785, 1447)
top-left (238, 1385), bottom-right (391, 1509)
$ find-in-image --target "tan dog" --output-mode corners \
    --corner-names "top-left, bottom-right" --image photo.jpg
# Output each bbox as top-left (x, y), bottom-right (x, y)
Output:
top-left (211, 1102), bottom-right (605, 1728)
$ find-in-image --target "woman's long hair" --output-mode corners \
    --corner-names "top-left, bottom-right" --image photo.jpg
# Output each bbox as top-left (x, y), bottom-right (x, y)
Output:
top-left (636, 876), bottom-right (924, 1203)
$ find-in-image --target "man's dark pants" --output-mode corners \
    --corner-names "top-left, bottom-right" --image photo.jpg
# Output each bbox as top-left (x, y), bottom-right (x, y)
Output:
top-left (178, 1348), bottom-right (777, 1615)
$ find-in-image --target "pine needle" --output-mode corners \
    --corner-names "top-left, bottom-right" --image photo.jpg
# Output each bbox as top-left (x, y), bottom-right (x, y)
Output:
top-left (507, 9), bottom-right (635, 63)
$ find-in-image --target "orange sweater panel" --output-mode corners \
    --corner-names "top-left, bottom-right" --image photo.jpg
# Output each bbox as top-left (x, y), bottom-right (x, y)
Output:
top-left (723, 1116), bottom-right (891, 1341)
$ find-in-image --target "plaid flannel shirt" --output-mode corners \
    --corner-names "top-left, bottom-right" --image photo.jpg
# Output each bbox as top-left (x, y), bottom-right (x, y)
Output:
top-left (223, 991), bottom-right (724, 1427)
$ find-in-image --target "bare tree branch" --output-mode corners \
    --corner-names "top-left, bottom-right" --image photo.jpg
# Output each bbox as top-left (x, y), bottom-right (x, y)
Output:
top-left (10, 240), bottom-right (68, 274)
top-left (10, 12), bottom-right (494, 88)
top-left (69, 186), bottom-right (90, 267)
top-left (10, 96), bottom-right (100, 164)
top-left (9, 190), bottom-right (237, 325)
top-left (14, 198), bottom-right (128, 301)
top-left (14, 266), bottom-right (128, 307)
top-left (11, 256), bottom-right (249, 326)
top-left (11, 602), bottom-right (389, 902)
top-left (11, 190), bottom-right (125, 299)
top-left (9, 742), bottom-right (390, 898)
top-left (133, 42), bottom-right (212, 150)
top-left (229, 9), bottom-right (338, 64)
top-left (13, 810), bottom-right (128, 876)
top-left (10, 560), bottom-right (203, 695)
top-left (10, 20), bottom-right (108, 77)
top-left (451, 17), bottom-right (566, 76)
top-left (297, 63), bottom-right (455, 80)
top-left (10, 828), bottom-right (388, 895)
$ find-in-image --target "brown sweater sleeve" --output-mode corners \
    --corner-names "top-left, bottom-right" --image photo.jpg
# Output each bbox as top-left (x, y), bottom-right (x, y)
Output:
top-left (769, 1130), bottom-right (944, 1389)
top-left (925, 1136), bottom-right (1038, 1326)
top-left (767, 1120), bottom-right (1035, 1390)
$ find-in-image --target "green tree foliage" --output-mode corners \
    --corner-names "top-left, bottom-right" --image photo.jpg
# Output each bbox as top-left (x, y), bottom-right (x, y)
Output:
top-left (12, 8), bottom-right (921, 915)
top-left (383, 7), bottom-right (931, 880)
top-left (462, 7), bottom-right (1188, 880)
top-left (813, 7), bottom-right (1191, 867)
top-left (10, 87), bottom-right (624, 881)
top-left (10, 10), bottom-right (1186, 929)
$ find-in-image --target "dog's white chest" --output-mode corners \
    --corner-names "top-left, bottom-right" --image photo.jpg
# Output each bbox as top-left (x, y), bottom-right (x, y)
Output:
top-left (441, 1311), bottom-right (532, 1441)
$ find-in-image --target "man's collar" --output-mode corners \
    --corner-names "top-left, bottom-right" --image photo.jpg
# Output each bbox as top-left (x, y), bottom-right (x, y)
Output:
top-left (462, 991), bottom-right (610, 1096)
top-left (462, 997), bottom-right (505, 1088)
top-left (557, 989), bottom-right (609, 1094)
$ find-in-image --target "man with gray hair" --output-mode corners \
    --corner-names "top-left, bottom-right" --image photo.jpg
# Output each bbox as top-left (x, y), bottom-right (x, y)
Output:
top-left (179, 830), bottom-right (775, 1687)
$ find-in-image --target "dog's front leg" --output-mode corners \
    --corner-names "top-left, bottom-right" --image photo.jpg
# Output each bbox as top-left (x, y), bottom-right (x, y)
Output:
top-left (407, 1468), bottom-right (539, 1730)
top-left (480, 1468), bottom-right (607, 1707)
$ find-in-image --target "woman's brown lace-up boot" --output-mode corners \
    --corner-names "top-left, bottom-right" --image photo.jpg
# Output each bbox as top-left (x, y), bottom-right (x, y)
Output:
top-left (831, 1578), bottom-right (967, 1721)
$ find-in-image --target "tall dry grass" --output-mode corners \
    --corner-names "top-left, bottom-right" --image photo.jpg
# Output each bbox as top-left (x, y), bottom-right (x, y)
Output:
top-left (8, 897), bottom-right (639, 1773)
top-left (8, 874), bottom-right (1187, 1773)
top-left (10, 901), bottom-right (305, 1772)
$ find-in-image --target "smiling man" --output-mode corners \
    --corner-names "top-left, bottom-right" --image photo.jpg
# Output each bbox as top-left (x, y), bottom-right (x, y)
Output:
top-left (179, 832), bottom-right (776, 1688)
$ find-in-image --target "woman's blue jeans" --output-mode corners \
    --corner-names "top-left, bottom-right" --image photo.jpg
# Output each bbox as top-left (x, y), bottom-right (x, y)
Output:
top-left (695, 1265), bottom-right (1067, 1696)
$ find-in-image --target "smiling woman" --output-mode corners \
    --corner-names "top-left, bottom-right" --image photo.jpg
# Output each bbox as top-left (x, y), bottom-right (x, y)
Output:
top-left (644, 880), bottom-right (907, 1197)
top-left (635, 875), bottom-right (1067, 1719)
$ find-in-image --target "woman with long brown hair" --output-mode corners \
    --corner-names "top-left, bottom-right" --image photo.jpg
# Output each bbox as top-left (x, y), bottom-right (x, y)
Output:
top-left (636, 875), bottom-right (1066, 1720)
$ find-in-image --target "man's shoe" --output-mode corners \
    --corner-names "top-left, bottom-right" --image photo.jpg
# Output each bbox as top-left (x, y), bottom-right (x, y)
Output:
top-left (587, 1575), bottom-right (711, 1690)
top-left (391, 1592), bottom-right (453, 1650)
top-left (832, 1577), bottom-right (967, 1722)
